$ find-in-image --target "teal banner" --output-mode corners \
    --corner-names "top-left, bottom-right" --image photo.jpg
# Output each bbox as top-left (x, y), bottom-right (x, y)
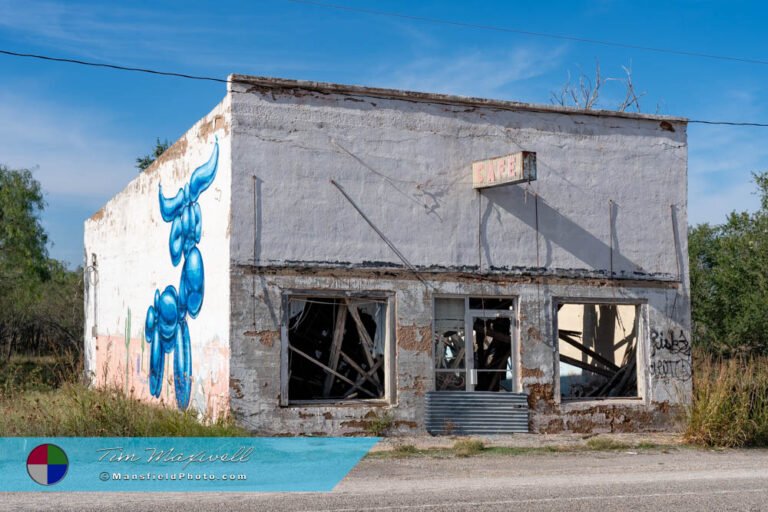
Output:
top-left (1, 437), bottom-right (378, 492)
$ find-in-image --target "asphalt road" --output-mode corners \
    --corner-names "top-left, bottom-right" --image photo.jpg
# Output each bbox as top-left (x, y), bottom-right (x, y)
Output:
top-left (4, 448), bottom-right (768, 511)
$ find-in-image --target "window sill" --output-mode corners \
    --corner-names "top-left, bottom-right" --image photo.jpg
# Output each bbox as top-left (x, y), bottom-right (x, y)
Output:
top-left (559, 397), bottom-right (645, 411)
top-left (282, 399), bottom-right (392, 408)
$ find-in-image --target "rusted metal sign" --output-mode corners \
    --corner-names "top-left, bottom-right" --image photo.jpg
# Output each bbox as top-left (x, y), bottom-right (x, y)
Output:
top-left (472, 151), bottom-right (537, 189)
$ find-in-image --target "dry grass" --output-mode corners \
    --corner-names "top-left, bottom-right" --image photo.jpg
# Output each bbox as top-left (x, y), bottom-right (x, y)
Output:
top-left (0, 355), bottom-right (248, 437)
top-left (453, 439), bottom-right (485, 457)
top-left (0, 383), bottom-right (248, 437)
top-left (585, 437), bottom-right (632, 450)
top-left (685, 352), bottom-right (768, 447)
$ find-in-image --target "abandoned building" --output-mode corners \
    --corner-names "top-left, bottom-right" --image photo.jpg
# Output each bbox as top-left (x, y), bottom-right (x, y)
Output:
top-left (83, 75), bottom-right (691, 435)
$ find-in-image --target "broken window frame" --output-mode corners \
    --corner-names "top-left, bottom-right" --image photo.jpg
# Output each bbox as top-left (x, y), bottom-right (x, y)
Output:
top-left (553, 298), bottom-right (646, 403)
top-left (432, 296), bottom-right (521, 393)
top-left (280, 290), bottom-right (395, 406)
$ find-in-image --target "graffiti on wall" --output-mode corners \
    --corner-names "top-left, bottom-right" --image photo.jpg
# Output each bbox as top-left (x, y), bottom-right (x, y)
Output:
top-left (143, 138), bottom-right (219, 409)
top-left (650, 328), bottom-right (690, 357)
top-left (649, 327), bottom-right (692, 382)
top-left (649, 359), bottom-right (692, 381)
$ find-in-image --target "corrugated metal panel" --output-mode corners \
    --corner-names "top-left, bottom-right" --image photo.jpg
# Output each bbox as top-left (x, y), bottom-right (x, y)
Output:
top-left (425, 391), bottom-right (530, 434)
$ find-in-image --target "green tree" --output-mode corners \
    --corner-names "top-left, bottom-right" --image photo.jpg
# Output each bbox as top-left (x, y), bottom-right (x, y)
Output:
top-left (689, 171), bottom-right (768, 356)
top-left (136, 138), bottom-right (169, 172)
top-left (0, 166), bottom-right (49, 282)
top-left (0, 166), bottom-right (82, 364)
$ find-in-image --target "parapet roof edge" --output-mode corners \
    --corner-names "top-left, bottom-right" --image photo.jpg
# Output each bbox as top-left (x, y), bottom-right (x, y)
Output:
top-left (228, 74), bottom-right (688, 124)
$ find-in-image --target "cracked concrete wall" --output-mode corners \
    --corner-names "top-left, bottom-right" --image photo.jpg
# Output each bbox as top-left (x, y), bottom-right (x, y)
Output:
top-left (229, 269), bottom-right (689, 434)
top-left (228, 79), bottom-right (687, 281)
top-left (225, 78), bottom-right (689, 434)
top-left (83, 99), bottom-right (232, 418)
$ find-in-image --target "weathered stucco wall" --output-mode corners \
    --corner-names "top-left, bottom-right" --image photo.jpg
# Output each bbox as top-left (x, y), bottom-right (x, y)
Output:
top-left (83, 99), bottom-right (232, 418)
top-left (225, 77), bottom-right (690, 435)
top-left (229, 269), bottom-right (690, 435)
top-left (228, 77), bottom-right (688, 280)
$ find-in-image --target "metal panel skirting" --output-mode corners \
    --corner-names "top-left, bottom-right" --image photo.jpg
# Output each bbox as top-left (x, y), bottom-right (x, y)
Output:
top-left (425, 391), bottom-right (530, 434)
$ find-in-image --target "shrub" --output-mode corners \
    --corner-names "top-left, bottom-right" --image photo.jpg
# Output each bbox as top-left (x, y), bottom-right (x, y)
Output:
top-left (685, 352), bottom-right (768, 447)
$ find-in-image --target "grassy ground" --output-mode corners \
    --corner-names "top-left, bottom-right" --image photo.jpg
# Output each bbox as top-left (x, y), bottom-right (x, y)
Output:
top-left (0, 356), bottom-right (248, 437)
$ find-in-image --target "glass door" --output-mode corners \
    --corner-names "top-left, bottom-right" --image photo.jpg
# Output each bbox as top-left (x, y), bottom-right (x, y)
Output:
top-left (434, 298), bottom-right (467, 391)
top-left (468, 315), bottom-right (515, 391)
top-left (434, 297), bottom-right (518, 392)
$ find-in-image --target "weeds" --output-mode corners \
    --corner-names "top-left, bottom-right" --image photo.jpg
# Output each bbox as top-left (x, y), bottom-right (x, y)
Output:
top-left (453, 439), bottom-right (485, 457)
top-left (0, 383), bottom-right (247, 437)
top-left (585, 437), bottom-right (632, 450)
top-left (364, 412), bottom-right (394, 436)
top-left (391, 444), bottom-right (419, 457)
top-left (685, 352), bottom-right (768, 447)
top-left (0, 356), bottom-right (246, 437)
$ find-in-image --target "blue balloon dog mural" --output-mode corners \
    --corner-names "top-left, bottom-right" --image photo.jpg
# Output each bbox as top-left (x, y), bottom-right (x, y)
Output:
top-left (144, 138), bottom-right (218, 409)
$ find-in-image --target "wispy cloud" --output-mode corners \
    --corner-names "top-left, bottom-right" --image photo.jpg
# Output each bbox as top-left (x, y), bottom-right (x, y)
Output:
top-left (686, 86), bottom-right (768, 225)
top-left (0, 87), bottom-right (141, 265)
top-left (372, 44), bottom-right (568, 99)
top-left (0, 89), bottom-right (137, 198)
top-left (688, 177), bottom-right (761, 226)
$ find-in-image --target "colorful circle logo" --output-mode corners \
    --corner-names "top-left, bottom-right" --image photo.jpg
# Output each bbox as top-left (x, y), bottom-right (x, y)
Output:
top-left (26, 444), bottom-right (68, 486)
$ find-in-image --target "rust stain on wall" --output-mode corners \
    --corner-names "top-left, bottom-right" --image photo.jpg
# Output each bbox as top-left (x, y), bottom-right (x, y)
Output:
top-left (526, 383), bottom-right (554, 410)
top-left (403, 376), bottom-right (428, 396)
top-left (521, 367), bottom-right (545, 379)
top-left (526, 326), bottom-right (542, 341)
top-left (398, 325), bottom-right (432, 352)
top-left (90, 207), bottom-right (106, 221)
top-left (243, 330), bottom-right (277, 347)
top-left (198, 114), bottom-right (229, 140)
top-left (340, 419), bottom-right (370, 429)
top-left (229, 378), bottom-right (244, 399)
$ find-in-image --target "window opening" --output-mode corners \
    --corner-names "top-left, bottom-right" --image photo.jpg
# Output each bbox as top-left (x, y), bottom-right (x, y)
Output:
top-left (287, 297), bottom-right (386, 402)
top-left (557, 303), bottom-right (639, 399)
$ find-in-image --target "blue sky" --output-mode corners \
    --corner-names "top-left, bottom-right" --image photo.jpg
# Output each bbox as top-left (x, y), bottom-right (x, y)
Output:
top-left (1, 0), bottom-right (767, 266)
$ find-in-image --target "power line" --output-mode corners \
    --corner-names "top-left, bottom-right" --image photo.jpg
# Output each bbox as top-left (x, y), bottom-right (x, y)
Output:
top-left (285, 0), bottom-right (768, 67)
top-left (0, 49), bottom-right (228, 84)
top-left (688, 119), bottom-right (768, 127)
top-left (1, 47), bottom-right (768, 128)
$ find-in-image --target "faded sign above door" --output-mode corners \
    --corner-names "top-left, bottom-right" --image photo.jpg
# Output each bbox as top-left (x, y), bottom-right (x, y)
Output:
top-left (472, 151), bottom-right (537, 189)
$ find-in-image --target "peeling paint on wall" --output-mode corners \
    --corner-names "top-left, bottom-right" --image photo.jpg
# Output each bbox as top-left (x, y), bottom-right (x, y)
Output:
top-left (85, 99), bottom-right (232, 421)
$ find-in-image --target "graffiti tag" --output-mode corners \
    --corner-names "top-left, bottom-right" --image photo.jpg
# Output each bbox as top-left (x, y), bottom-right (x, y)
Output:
top-left (650, 328), bottom-right (690, 357)
top-left (649, 359), bottom-right (692, 381)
